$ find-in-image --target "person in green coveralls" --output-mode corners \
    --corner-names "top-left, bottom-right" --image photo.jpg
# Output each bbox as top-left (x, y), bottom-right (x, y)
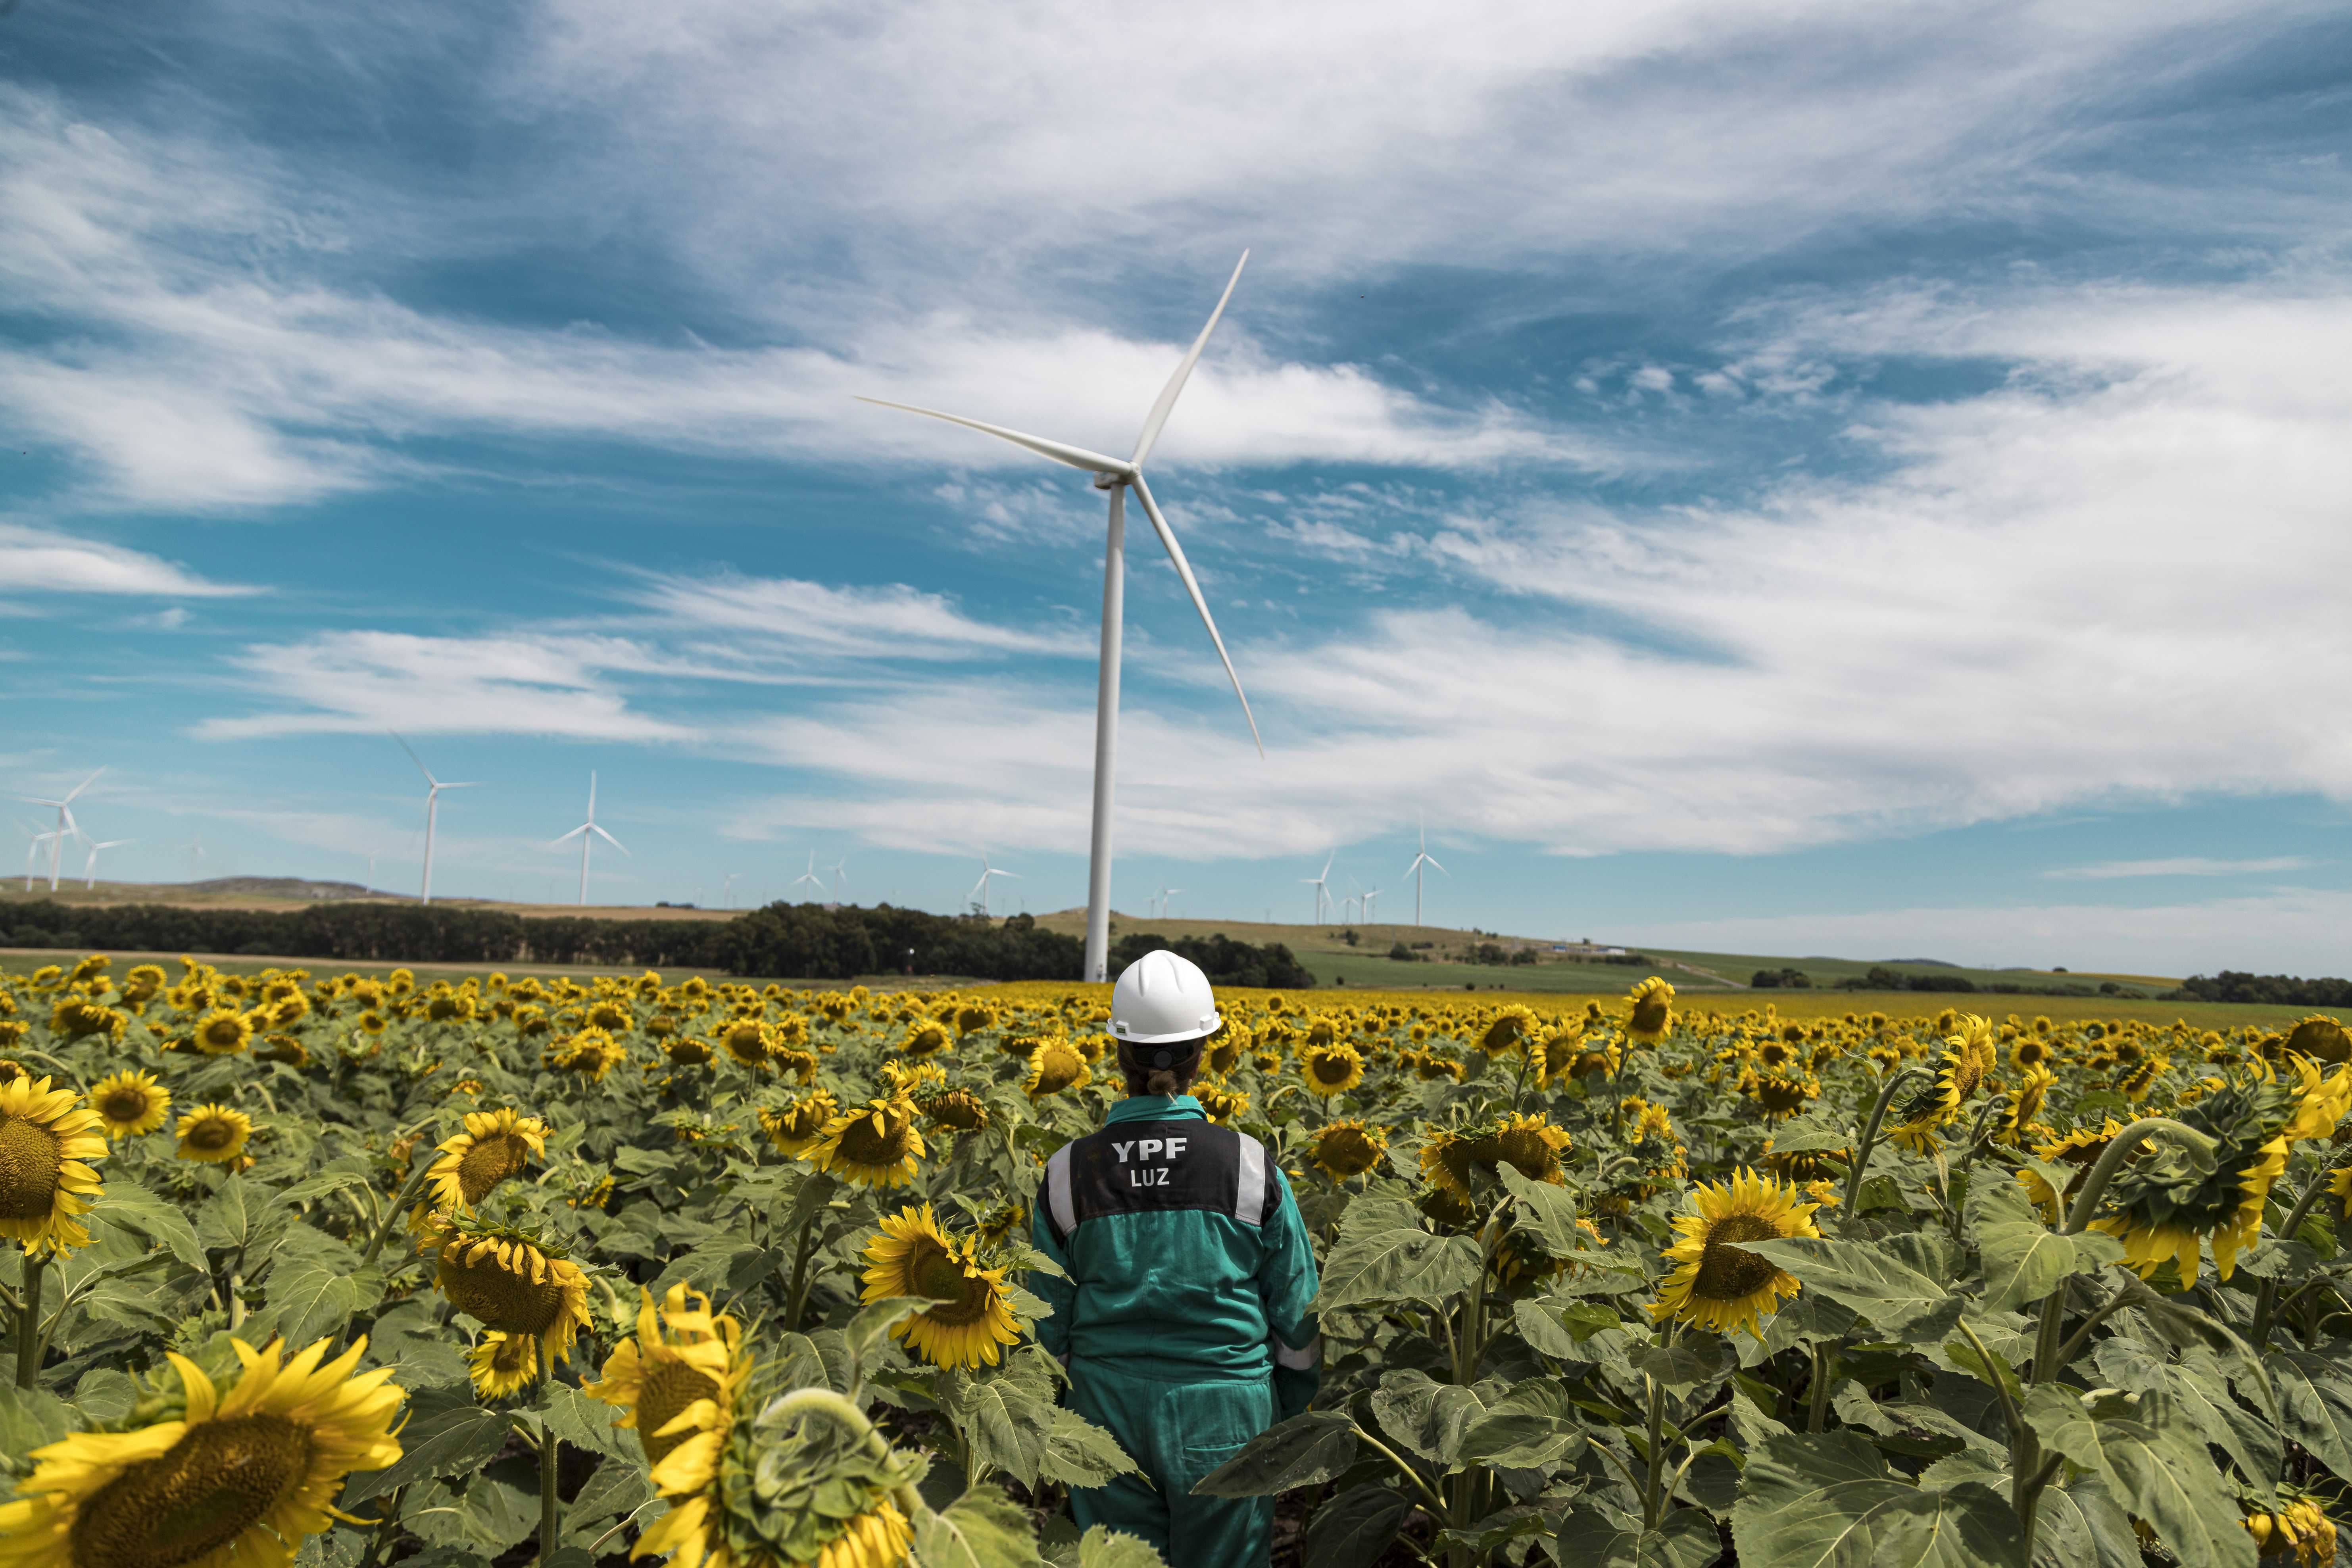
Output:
top-left (1029, 949), bottom-right (1321, 1567)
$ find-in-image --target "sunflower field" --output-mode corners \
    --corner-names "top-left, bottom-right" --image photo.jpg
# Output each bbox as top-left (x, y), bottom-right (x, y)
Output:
top-left (1, 954), bottom-right (2350, 1568)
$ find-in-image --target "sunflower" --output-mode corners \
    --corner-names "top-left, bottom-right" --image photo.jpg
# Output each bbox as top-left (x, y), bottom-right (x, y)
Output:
top-left (432, 1222), bottom-right (594, 1367)
top-left (1308, 1120), bottom-right (1389, 1182)
top-left (1887, 1038), bottom-right (1991, 1155)
top-left (760, 1091), bottom-right (838, 1157)
top-left (48, 999), bottom-right (126, 1043)
top-left (88, 1070), bottom-right (171, 1139)
top-left (1206, 1033), bottom-right (1244, 1076)
top-left (1649, 1169), bottom-right (1821, 1337)
top-left (903, 1020), bottom-right (952, 1057)
top-left (0, 1075), bottom-right (106, 1253)
top-left (0, 1335), bottom-right (404, 1568)
top-left (860, 1205), bottom-right (1022, 1369)
top-left (804, 1096), bottom-right (926, 1187)
top-left (2087, 1071), bottom-right (2297, 1284)
top-left (190, 1009), bottom-right (254, 1056)
top-left (548, 1027), bottom-right (626, 1080)
top-left (175, 1105), bottom-right (254, 1166)
top-left (1299, 1042), bottom-right (1364, 1097)
top-left (2285, 1015), bottom-right (2352, 1065)
top-left (1024, 1039), bottom-right (1091, 1099)
top-left (720, 1018), bottom-right (774, 1068)
top-left (1195, 1083), bottom-right (1250, 1124)
top-left (1624, 978), bottom-right (1676, 1045)
top-left (1997, 1065), bottom-right (2056, 1146)
top-left (582, 1283), bottom-right (749, 1490)
top-left (665, 1035), bottom-right (716, 1066)
top-left (1478, 1005), bottom-right (1541, 1057)
top-left (467, 1331), bottom-right (540, 1399)
top-left (1420, 1113), bottom-right (1573, 1199)
top-left (1534, 1028), bottom-right (1587, 1087)
top-left (425, 1108), bottom-right (549, 1214)
top-left (919, 1088), bottom-right (990, 1132)
top-left (2017, 1120), bottom-right (2126, 1222)
top-left (1743, 1070), bottom-right (1819, 1121)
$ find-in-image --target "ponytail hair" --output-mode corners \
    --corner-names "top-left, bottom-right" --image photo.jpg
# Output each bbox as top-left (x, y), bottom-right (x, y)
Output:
top-left (1116, 1035), bottom-right (1206, 1097)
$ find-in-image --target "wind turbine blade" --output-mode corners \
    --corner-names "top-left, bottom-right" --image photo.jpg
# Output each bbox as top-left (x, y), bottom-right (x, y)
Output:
top-left (590, 824), bottom-right (630, 855)
top-left (440, 781), bottom-right (482, 790)
top-left (1321, 850), bottom-right (1334, 878)
top-left (996, 869), bottom-right (1022, 880)
top-left (1428, 856), bottom-right (1448, 876)
top-left (1130, 475), bottom-right (1262, 756)
top-left (61, 767), bottom-right (105, 804)
top-left (390, 732), bottom-right (437, 786)
top-left (1131, 250), bottom-right (1247, 469)
top-left (855, 398), bottom-right (1134, 477)
top-left (553, 825), bottom-right (589, 845)
top-left (59, 806), bottom-right (82, 842)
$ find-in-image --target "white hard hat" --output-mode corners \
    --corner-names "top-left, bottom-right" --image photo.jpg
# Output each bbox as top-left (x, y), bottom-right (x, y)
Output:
top-left (1108, 949), bottom-right (1222, 1044)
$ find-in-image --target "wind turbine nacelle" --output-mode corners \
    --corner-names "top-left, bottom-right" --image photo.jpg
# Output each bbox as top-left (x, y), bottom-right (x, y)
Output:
top-left (1090, 471), bottom-right (1123, 490)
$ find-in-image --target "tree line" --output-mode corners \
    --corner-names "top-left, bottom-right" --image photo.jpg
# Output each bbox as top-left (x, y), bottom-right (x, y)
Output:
top-left (0, 899), bottom-right (1315, 986)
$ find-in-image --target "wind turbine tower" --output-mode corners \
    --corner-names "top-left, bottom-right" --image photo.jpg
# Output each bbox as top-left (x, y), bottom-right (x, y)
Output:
top-left (1403, 817), bottom-right (1447, 926)
top-left (1301, 851), bottom-right (1334, 925)
top-left (393, 735), bottom-right (478, 906)
top-left (553, 771), bottom-right (628, 905)
top-left (10, 768), bottom-right (102, 893)
top-left (970, 852), bottom-right (1020, 919)
top-left (81, 839), bottom-right (131, 890)
top-left (861, 254), bottom-right (1262, 983)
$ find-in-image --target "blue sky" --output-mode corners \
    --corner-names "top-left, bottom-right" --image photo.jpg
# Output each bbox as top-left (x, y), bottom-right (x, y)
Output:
top-left (4, 0), bottom-right (2350, 975)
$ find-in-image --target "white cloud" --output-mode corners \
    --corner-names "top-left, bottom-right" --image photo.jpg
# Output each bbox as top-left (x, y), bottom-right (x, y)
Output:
top-left (626, 571), bottom-right (1095, 661)
top-left (2043, 856), bottom-right (2314, 880)
top-left (0, 84), bottom-right (1601, 513)
top-left (192, 631), bottom-right (703, 743)
top-left (0, 523), bottom-right (254, 598)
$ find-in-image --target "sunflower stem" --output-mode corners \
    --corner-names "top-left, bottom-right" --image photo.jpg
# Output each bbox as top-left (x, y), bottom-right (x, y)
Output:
top-left (358, 1146), bottom-right (439, 1270)
top-left (1842, 1066), bottom-right (1932, 1221)
top-left (766, 1387), bottom-right (925, 1521)
top-left (538, 1418), bottom-right (562, 1564)
top-left (1640, 1366), bottom-right (1668, 1530)
top-left (1806, 1338), bottom-right (1843, 1433)
top-left (14, 1251), bottom-right (47, 1389)
top-left (2056, 1115), bottom-right (2216, 1240)
top-left (1351, 1423), bottom-right (1446, 1511)
top-left (2255, 1156), bottom-right (2349, 1347)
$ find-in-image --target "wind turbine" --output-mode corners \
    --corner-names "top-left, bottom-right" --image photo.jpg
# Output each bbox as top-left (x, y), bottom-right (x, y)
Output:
top-left (81, 838), bottom-right (131, 890)
top-left (1301, 851), bottom-right (1334, 925)
top-left (392, 734), bottom-right (477, 906)
top-left (861, 253), bottom-right (1262, 983)
top-left (10, 768), bottom-right (102, 893)
top-left (1151, 882), bottom-right (1168, 919)
top-left (828, 857), bottom-right (849, 905)
top-left (970, 852), bottom-right (1020, 919)
top-left (186, 836), bottom-right (206, 884)
top-left (790, 851), bottom-right (827, 900)
top-left (1403, 817), bottom-right (1447, 926)
top-left (1163, 886), bottom-right (1183, 919)
top-left (722, 872), bottom-right (742, 909)
top-left (1363, 886), bottom-right (1381, 923)
top-left (552, 771), bottom-right (628, 905)
top-left (17, 821), bottom-right (56, 894)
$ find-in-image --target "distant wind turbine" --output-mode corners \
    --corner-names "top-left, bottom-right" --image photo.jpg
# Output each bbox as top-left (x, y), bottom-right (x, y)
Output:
top-left (790, 851), bottom-right (827, 900)
top-left (1301, 851), bottom-right (1334, 924)
top-left (1163, 886), bottom-right (1183, 919)
top-left (552, 771), bottom-right (628, 905)
top-left (1403, 817), bottom-right (1447, 926)
top-left (722, 871), bottom-right (741, 909)
top-left (81, 838), bottom-right (131, 890)
top-left (17, 821), bottom-right (56, 894)
top-left (860, 253), bottom-right (1263, 982)
top-left (186, 836), bottom-right (206, 884)
top-left (970, 852), bottom-right (1020, 919)
top-left (828, 857), bottom-right (849, 904)
top-left (10, 767), bottom-right (102, 893)
top-left (392, 734), bottom-right (477, 906)
top-left (1363, 886), bottom-right (1381, 922)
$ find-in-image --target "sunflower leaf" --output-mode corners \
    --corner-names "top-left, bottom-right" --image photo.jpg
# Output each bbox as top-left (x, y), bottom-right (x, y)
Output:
top-left (1553, 1504), bottom-right (1721, 1568)
top-left (1304, 1485), bottom-right (1413, 1568)
top-left (1969, 1178), bottom-right (2124, 1313)
top-left (2021, 1386), bottom-right (2254, 1567)
top-left (86, 1177), bottom-right (206, 1274)
top-left (2266, 1343), bottom-right (2352, 1483)
top-left (1039, 1406), bottom-right (1139, 1488)
top-left (1315, 1224), bottom-right (1481, 1311)
top-left (1740, 1238), bottom-right (1963, 1340)
top-left (1191, 1410), bottom-right (1359, 1497)
top-left (939, 1354), bottom-right (1057, 1489)
top-left (1729, 1429), bottom-right (2026, 1568)
top-left (346, 1402), bottom-right (511, 1499)
top-left (913, 1483), bottom-right (1045, 1568)
top-left (1076, 1523), bottom-right (1168, 1568)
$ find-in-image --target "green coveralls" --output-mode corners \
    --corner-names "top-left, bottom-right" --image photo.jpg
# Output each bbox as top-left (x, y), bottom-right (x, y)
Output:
top-left (1030, 1094), bottom-right (1321, 1568)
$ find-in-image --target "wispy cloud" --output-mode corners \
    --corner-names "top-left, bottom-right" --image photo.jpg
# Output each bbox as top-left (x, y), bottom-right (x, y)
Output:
top-left (0, 523), bottom-right (256, 598)
top-left (625, 571), bottom-right (1095, 661)
top-left (2042, 856), bottom-right (2315, 880)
